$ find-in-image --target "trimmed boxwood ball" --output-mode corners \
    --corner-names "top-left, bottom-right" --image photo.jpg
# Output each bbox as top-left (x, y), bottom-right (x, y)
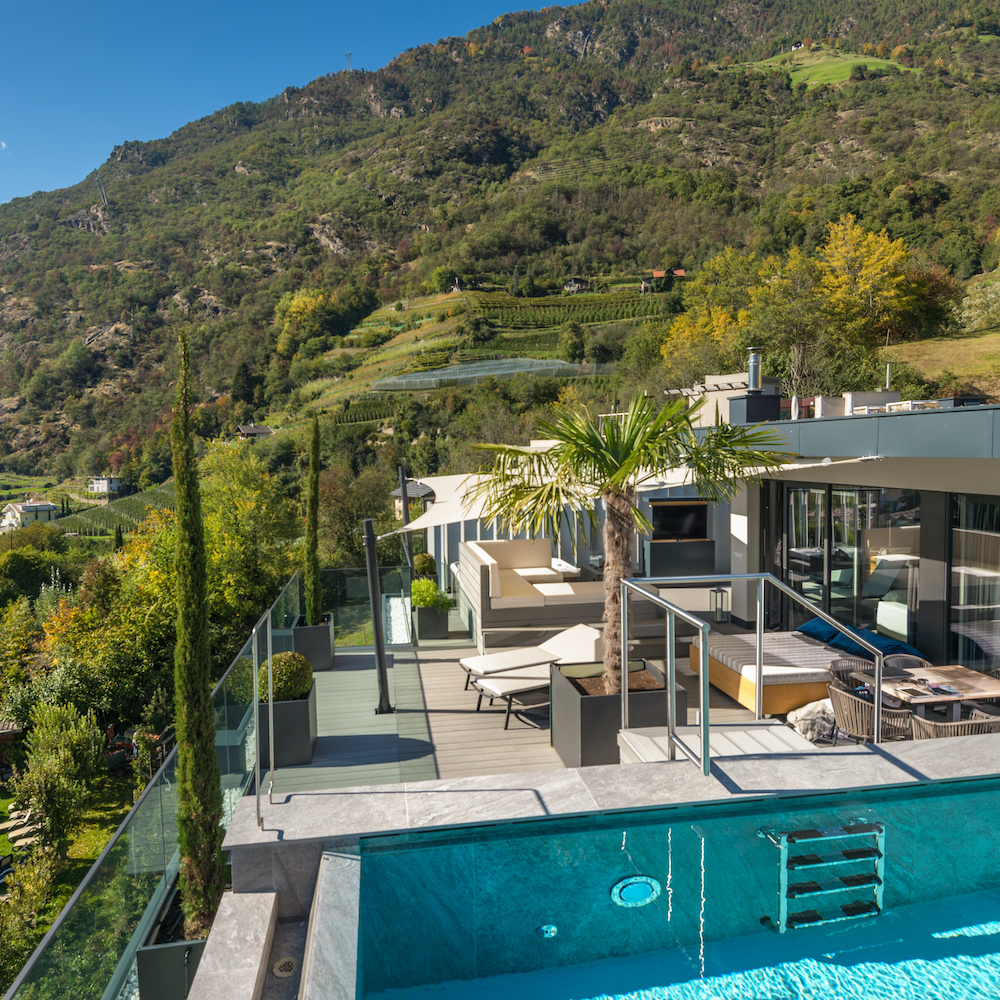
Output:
top-left (258, 651), bottom-right (313, 702)
top-left (413, 552), bottom-right (436, 576)
top-left (411, 578), bottom-right (451, 612)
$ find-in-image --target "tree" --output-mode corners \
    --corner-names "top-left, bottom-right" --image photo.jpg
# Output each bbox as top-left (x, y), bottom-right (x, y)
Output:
top-left (14, 702), bottom-right (102, 858)
top-left (231, 361), bottom-right (254, 405)
top-left (471, 397), bottom-right (785, 693)
top-left (817, 214), bottom-right (913, 347)
top-left (171, 333), bottom-right (224, 939)
top-left (304, 416), bottom-right (321, 626)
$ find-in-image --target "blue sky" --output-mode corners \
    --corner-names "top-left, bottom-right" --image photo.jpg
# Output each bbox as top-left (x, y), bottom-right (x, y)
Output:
top-left (1, 0), bottom-right (542, 207)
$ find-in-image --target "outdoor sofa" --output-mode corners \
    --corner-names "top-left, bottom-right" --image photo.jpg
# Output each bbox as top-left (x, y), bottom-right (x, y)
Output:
top-left (457, 539), bottom-right (660, 651)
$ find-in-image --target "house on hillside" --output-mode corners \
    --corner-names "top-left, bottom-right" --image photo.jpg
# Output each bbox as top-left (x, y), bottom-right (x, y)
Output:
top-left (237, 423), bottom-right (274, 441)
top-left (1, 499), bottom-right (59, 532)
top-left (89, 476), bottom-right (122, 495)
top-left (563, 277), bottom-right (590, 294)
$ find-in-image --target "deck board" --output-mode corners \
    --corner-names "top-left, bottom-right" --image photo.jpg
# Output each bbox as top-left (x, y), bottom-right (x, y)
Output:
top-left (268, 645), bottom-right (562, 794)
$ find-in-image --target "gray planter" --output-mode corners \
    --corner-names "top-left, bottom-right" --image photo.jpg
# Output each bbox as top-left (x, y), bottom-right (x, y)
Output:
top-left (270, 615), bottom-right (335, 671)
top-left (256, 680), bottom-right (318, 768)
top-left (550, 659), bottom-right (687, 767)
top-left (136, 939), bottom-right (207, 1000)
top-left (414, 606), bottom-right (449, 640)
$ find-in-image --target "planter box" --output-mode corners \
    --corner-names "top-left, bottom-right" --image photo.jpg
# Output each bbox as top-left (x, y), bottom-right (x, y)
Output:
top-left (136, 939), bottom-right (207, 1000)
top-left (256, 680), bottom-right (318, 769)
top-left (414, 606), bottom-right (449, 641)
top-left (550, 659), bottom-right (687, 768)
top-left (270, 615), bottom-right (335, 672)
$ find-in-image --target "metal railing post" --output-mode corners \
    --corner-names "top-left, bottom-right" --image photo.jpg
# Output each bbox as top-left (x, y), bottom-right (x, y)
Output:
top-left (873, 651), bottom-right (884, 744)
top-left (755, 577), bottom-right (765, 720)
top-left (666, 611), bottom-right (676, 760)
top-left (253, 623), bottom-right (261, 829)
top-left (620, 581), bottom-right (630, 732)
top-left (267, 613), bottom-right (275, 805)
top-left (699, 622), bottom-right (710, 776)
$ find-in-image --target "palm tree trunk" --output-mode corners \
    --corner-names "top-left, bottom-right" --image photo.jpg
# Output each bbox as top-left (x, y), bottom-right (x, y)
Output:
top-left (602, 489), bottom-right (635, 696)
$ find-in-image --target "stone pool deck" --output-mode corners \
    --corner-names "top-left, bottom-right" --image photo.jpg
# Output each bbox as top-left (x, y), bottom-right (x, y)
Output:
top-left (225, 733), bottom-right (1000, 917)
top-left (214, 732), bottom-right (1000, 1000)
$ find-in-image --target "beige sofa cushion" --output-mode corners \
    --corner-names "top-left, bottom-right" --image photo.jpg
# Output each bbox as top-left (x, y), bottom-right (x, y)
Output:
top-left (493, 571), bottom-right (546, 608)
top-left (512, 566), bottom-right (564, 584)
top-left (534, 581), bottom-right (607, 605)
top-left (476, 539), bottom-right (554, 571)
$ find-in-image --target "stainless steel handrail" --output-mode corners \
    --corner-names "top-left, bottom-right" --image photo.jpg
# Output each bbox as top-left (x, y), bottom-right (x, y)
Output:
top-left (621, 581), bottom-right (713, 775)
top-left (618, 573), bottom-right (888, 774)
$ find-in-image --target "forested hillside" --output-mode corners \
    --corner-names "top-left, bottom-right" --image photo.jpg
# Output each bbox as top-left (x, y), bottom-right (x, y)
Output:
top-left (3, 0), bottom-right (1000, 479)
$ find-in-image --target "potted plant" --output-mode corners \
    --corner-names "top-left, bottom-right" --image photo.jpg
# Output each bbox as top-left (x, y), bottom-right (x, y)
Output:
top-left (550, 658), bottom-right (688, 767)
top-left (411, 579), bottom-right (451, 641)
top-left (255, 651), bottom-right (318, 768)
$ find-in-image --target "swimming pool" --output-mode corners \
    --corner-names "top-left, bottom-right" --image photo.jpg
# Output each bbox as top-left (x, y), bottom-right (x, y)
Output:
top-left (359, 775), bottom-right (1000, 998)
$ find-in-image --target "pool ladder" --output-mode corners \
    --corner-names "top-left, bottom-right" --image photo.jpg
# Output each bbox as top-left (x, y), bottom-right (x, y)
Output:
top-left (757, 821), bottom-right (885, 933)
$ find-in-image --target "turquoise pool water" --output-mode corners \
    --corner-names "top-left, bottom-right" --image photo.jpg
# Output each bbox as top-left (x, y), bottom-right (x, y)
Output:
top-left (370, 886), bottom-right (1000, 998)
top-left (360, 776), bottom-right (1000, 998)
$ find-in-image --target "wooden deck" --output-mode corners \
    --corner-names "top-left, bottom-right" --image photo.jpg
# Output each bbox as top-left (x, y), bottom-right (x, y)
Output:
top-left (264, 642), bottom-right (755, 795)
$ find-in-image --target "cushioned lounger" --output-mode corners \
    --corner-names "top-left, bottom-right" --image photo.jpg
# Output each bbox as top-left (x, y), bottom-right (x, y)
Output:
top-left (459, 623), bottom-right (603, 688)
top-left (473, 664), bottom-right (552, 729)
top-left (691, 631), bottom-right (842, 715)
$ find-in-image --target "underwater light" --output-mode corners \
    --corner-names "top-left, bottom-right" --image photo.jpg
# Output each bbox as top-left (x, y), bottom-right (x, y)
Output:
top-left (611, 875), bottom-right (661, 907)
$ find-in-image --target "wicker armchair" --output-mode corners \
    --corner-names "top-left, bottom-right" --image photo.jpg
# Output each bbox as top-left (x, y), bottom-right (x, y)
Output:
top-left (883, 654), bottom-right (934, 673)
top-left (829, 657), bottom-right (872, 689)
top-left (827, 683), bottom-right (912, 745)
top-left (911, 711), bottom-right (1000, 739)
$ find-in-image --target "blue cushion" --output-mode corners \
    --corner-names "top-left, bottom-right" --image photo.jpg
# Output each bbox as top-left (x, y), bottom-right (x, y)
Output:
top-left (796, 617), bottom-right (925, 661)
top-left (795, 617), bottom-right (838, 643)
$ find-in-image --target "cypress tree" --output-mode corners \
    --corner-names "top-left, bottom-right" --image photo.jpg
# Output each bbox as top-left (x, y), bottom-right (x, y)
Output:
top-left (304, 416), bottom-right (321, 626)
top-left (171, 334), bottom-right (224, 938)
top-left (113, 523), bottom-right (123, 551)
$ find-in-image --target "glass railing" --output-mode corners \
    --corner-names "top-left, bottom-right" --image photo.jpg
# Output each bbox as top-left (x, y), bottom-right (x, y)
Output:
top-left (4, 566), bottom-right (412, 1000)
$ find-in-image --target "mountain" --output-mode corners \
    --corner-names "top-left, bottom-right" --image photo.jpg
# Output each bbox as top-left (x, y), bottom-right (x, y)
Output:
top-left (3, 0), bottom-right (1000, 480)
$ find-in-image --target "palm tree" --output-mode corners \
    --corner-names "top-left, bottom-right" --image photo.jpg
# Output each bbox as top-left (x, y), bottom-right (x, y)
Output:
top-left (471, 395), bottom-right (787, 695)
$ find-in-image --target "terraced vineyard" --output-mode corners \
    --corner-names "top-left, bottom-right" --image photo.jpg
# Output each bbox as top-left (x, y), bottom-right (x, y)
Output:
top-left (468, 291), bottom-right (666, 329)
top-left (57, 484), bottom-right (176, 536)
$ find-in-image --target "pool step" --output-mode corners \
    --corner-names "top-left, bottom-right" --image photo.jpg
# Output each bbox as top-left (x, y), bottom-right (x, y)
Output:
top-left (758, 820), bottom-right (885, 933)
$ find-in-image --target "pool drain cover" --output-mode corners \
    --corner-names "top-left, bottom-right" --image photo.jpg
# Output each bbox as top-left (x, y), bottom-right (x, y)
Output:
top-left (611, 876), bottom-right (661, 907)
top-left (272, 956), bottom-right (299, 978)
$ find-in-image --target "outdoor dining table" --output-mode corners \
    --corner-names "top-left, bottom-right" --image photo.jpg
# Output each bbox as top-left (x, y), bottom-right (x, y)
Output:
top-left (850, 664), bottom-right (1000, 723)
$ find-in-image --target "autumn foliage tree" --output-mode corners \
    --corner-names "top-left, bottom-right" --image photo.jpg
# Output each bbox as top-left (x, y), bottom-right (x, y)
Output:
top-left (659, 215), bottom-right (959, 397)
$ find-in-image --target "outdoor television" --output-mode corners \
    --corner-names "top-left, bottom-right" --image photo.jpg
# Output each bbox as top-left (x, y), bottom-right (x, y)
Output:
top-left (651, 502), bottom-right (708, 540)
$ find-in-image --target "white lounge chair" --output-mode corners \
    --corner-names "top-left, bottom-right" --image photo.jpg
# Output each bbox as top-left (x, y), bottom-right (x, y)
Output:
top-left (459, 623), bottom-right (603, 689)
top-left (473, 664), bottom-right (554, 729)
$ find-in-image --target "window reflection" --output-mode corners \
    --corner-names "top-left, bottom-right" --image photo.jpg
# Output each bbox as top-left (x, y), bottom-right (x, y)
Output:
top-left (785, 486), bottom-right (920, 640)
top-left (952, 495), bottom-right (1000, 672)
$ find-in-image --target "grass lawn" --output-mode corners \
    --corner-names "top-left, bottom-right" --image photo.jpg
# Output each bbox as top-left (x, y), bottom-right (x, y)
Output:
top-left (0, 769), bottom-right (136, 933)
top-left (747, 47), bottom-right (918, 87)
top-left (888, 328), bottom-right (1000, 400)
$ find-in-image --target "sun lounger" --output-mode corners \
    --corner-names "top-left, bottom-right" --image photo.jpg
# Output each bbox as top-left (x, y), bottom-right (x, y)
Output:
top-left (459, 623), bottom-right (603, 689)
top-left (473, 664), bottom-right (553, 729)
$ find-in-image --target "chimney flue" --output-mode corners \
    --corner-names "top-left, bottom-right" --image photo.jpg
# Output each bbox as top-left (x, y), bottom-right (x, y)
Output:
top-left (747, 347), bottom-right (763, 394)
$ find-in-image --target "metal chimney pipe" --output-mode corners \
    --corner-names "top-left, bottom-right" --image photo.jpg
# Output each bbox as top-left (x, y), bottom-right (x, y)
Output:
top-left (747, 347), bottom-right (763, 394)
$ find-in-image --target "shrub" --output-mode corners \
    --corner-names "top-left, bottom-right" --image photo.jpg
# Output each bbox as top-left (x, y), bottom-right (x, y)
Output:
top-left (411, 578), bottom-right (451, 612)
top-left (413, 552), bottom-right (436, 576)
top-left (258, 651), bottom-right (313, 702)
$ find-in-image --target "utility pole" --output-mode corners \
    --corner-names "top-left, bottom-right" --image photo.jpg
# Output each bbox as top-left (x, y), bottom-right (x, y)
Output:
top-left (345, 52), bottom-right (353, 72)
top-left (363, 518), bottom-right (393, 714)
top-left (398, 465), bottom-right (414, 573)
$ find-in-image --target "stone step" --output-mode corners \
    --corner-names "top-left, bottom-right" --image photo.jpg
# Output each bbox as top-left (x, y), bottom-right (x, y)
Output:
top-left (188, 890), bottom-right (277, 1000)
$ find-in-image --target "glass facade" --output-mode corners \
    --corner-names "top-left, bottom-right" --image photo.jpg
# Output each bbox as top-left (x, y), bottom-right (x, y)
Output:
top-left (952, 495), bottom-right (1000, 672)
top-left (783, 485), bottom-right (921, 643)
